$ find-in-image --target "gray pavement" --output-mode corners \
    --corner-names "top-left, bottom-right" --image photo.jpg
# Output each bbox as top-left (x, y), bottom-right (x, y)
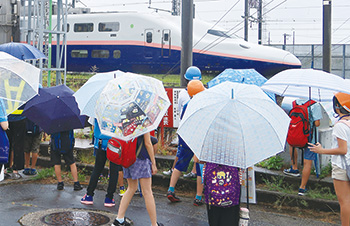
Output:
top-left (0, 182), bottom-right (340, 226)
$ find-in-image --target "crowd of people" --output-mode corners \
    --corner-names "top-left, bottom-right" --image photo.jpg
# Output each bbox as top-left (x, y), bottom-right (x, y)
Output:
top-left (1, 66), bottom-right (350, 226)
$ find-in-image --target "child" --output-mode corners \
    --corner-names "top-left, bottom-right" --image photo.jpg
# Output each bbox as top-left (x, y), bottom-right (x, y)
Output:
top-left (309, 92), bottom-right (350, 226)
top-left (81, 118), bottom-right (122, 207)
top-left (112, 132), bottom-right (164, 226)
top-left (50, 129), bottom-right (82, 191)
top-left (23, 119), bottom-right (43, 175)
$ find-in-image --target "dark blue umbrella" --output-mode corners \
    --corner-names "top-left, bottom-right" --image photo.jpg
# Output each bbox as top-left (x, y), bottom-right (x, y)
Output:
top-left (0, 42), bottom-right (47, 60)
top-left (22, 85), bottom-right (87, 134)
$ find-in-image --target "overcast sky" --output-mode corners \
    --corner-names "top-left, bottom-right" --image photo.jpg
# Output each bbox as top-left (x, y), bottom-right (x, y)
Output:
top-left (75, 0), bottom-right (350, 45)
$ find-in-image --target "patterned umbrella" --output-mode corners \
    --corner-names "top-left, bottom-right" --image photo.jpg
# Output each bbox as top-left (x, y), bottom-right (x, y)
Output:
top-left (95, 72), bottom-right (170, 141)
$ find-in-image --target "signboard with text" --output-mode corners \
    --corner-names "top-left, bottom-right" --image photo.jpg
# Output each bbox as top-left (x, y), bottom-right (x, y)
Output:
top-left (160, 87), bottom-right (184, 128)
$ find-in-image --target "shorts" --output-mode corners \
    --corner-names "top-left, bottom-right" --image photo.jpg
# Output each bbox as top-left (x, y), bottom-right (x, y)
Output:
top-left (332, 164), bottom-right (349, 181)
top-left (175, 146), bottom-right (194, 172)
top-left (303, 148), bottom-right (316, 161)
top-left (24, 133), bottom-right (43, 153)
top-left (50, 149), bottom-right (75, 166)
top-left (123, 158), bottom-right (152, 180)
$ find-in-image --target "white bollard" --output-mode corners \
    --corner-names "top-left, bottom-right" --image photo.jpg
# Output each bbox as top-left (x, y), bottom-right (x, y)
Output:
top-left (239, 207), bottom-right (249, 226)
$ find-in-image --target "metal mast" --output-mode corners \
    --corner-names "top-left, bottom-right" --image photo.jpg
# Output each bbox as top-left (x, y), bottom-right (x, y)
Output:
top-left (172, 0), bottom-right (180, 16)
top-left (20, 0), bottom-right (68, 86)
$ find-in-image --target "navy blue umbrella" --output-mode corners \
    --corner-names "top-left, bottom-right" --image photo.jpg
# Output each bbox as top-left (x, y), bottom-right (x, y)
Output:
top-left (0, 42), bottom-right (47, 60)
top-left (23, 85), bottom-right (87, 134)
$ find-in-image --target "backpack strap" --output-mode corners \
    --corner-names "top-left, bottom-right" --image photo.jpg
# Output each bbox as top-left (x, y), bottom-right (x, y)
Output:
top-left (136, 140), bottom-right (144, 158)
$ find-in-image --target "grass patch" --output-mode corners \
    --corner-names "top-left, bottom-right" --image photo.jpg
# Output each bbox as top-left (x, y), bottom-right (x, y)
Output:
top-left (32, 167), bottom-right (55, 180)
top-left (256, 156), bottom-right (284, 170)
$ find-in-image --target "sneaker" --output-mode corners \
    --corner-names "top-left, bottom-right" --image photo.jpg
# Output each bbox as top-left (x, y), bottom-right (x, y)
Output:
top-left (23, 168), bottom-right (31, 175)
top-left (57, 182), bottom-right (64, 190)
top-left (104, 197), bottom-right (116, 207)
top-left (193, 198), bottom-right (204, 206)
top-left (298, 188), bottom-right (307, 196)
top-left (30, 168), bottom-right (37, 175)
top-left (81, 194), bottom-right (93, 205)
top-left (183, 172), bottom-right (196, 178)
top-left (167, 191), bottom-right (181, 202)
top-left (283, 167), bottom-right (300, 177)
top-left (163, 168), bottom-right (173, 176)
top-left (119, 187), bottom-right (127, 197)
top-left (157, 223), bottom-right (164, 226)
top-left (111, 217), bottom-right (132, 226)
top-left (74, 181), bottom-right (83, 191)
top-left (10, 172), bottom-right (22, 180)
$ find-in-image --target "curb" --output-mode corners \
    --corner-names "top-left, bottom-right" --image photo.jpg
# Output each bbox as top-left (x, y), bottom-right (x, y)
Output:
top-left (32, 155), bottom-right (340, 213)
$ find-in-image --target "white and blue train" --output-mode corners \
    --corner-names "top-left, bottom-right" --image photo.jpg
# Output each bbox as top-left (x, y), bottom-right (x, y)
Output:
top-left (49, 11), bottom-right (301, 76)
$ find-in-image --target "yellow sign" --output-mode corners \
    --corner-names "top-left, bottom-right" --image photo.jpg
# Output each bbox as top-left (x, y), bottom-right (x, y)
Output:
top-left (4, 79), bottom-right (25, 114)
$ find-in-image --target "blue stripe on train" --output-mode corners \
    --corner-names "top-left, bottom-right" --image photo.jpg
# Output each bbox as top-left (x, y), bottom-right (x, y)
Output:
top-left (51, 45), bottom-right (300, 77)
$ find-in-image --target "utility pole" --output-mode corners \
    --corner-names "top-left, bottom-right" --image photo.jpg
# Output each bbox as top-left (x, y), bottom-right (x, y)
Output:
top-left (283, 33), bottom-right (290, 50)
top-left (244, 0), bottom-right (249, 41)
top-left (323, 0), bottom-right (331, 73)
top-left (180, 0), bottom-right (193, 87)
top-left (258, 0), bottom-right (262, 44)
top-left (172, 0), bottom-right (180, 16)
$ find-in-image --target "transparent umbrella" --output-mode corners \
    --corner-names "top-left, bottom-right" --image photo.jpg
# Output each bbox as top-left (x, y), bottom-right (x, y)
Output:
top-left (177, 81), bottom-right (290, 169)
top-left (0, 52), bottom-right (40, 116)
top-left (95, 72), bottom-right (171, 141)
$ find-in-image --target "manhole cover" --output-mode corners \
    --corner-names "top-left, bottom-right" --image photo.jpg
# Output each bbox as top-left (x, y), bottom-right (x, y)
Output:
top-left (19, 208), bottom-right (115, 226)
top-left (41, 211), bottom-right (110, 226)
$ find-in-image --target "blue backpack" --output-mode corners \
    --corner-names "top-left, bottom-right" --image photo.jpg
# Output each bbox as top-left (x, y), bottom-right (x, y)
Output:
top-left (26, 119), bottom-right (42, 136)
top-left (203, 162), bottom-right (241, 208)
top-left (50, 130), bottom-right (75, 153)
top-left (0, 128), bottom-right (9, 164)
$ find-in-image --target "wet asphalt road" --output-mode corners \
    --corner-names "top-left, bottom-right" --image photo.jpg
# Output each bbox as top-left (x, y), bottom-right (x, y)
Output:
top-left (0, 183), bottom-right (340, 226)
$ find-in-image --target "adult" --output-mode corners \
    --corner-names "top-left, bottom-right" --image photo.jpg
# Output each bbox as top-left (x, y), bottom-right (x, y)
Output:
top-left (309, 92), bottom-right (350, 226)
top-left (163, 66), bottom-right (201, 178)
top-left (283, 99), bottom-right (322, 196)
top-left (167, 80), bottom-right (205, 205)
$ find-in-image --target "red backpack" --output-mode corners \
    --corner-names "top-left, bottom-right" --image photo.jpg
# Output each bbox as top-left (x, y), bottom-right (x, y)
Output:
top-left (106, 138), bottom-right (139, 168)
top-left (286, 100), bottom-right (316, 148)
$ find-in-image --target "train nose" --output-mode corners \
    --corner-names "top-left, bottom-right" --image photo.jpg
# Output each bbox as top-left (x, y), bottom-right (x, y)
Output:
top-left (283, 53), bottom-right (301, 67)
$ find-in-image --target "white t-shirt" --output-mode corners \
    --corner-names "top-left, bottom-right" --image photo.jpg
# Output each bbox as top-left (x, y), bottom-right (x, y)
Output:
top-left (178, 89), bottom-right (190, 116)
top-left (331, 122), bottom-right (350, 169)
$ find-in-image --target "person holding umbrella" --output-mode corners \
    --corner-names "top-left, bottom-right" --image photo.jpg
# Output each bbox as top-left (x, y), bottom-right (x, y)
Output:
top-left (309, 92), bottom-right (350, 226)
top-left (111, 132), bottom-right (164, 226)
top-left (283, 98), bottom-right (322, 196)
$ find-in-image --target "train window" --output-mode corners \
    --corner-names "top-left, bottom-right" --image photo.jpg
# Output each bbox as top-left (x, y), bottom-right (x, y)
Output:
top-left (74, 23), bottom-right (94, 32)
top-left (164, 33), bottom-right (169, 41)
top-left (207, 29), bottom-right (232, 38)
top-left (99, 22), bottom-right (120, 32)
top-left (62, 24), bottom-right (69, 32)
top-left (92, 50), bottom-right (110, 58)
top-left (146, 32), bottom-right (153, 43)
top-left (71, 50), bottom-right (88, 58)
top-left (113, 50), bottom-right (121, 59)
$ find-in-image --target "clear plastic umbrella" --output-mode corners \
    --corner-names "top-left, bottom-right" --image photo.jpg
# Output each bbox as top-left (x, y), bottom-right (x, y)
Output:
top-left (95, 72), bottom-right (170, 141)
top-left (177, 81), bottom-right (290, 168)
top-left (74, 70), bottom-right (124, 118)
top-left (0, 52), bottom-right (40, 116)
top-left (261, 68), bottom-right (350, 102)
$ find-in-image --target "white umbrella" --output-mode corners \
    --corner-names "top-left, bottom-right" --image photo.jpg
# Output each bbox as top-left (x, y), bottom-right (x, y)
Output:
top-left (177, 81), bottom-right (290, 169)
top-left (261, 68), bottom-right (350, 102)
top-left (74, 70), bottom-right (124, 118)
top-left (95, 72), bottom-right (170, 141)
top-left (0, 51), bottom-right (40, 115)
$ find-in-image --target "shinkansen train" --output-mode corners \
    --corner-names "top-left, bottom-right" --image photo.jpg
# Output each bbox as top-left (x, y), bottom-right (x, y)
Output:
top-left (48, 11), bottom-right (301, 76)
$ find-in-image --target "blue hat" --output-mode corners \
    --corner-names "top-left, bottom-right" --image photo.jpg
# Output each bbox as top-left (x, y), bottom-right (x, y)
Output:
top-left (184, 66), bottom-right (202, 81)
